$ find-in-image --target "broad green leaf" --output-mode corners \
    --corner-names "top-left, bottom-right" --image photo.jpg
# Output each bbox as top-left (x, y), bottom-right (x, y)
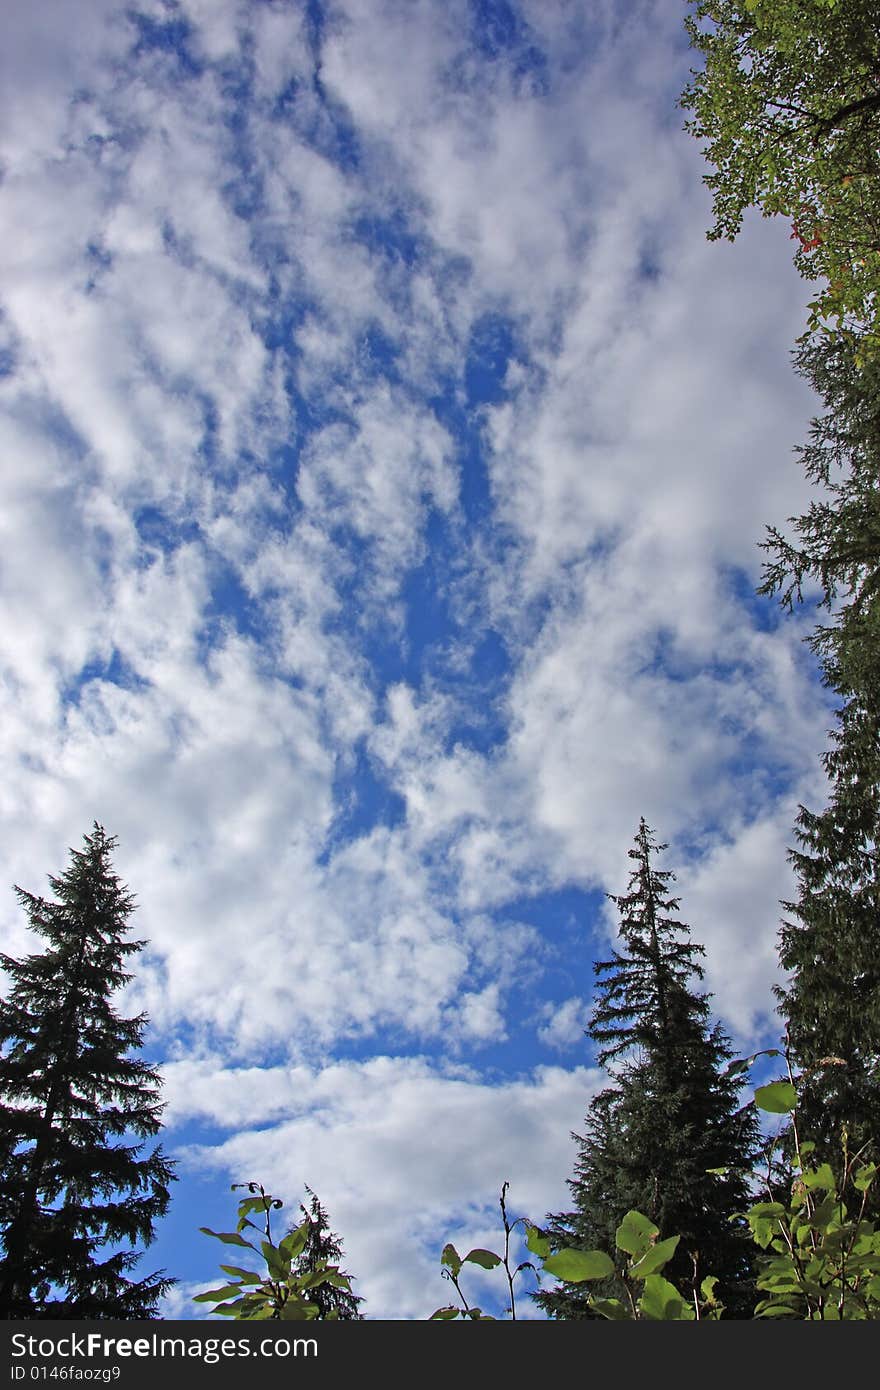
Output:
top-left (724, 1059), bottom-right (750, 1078)
top-left (207, 1297), bottom-right (251, 1315)
top-left (192, 1285), bottom-right (245, 1303)
top-left (616, 1210), bottom-right (659, 1256)
top-left (746, 1202), bottom-right (785, 1250)
top-left (262, 1240), bottom-right (291, 1280)
top-left (280, 1300), bottom-right (319, 1321)
top-left (543, 1248), bottom-right (615, 1282)
top-left (638, 1274), bottom-right (694, 1321)
top-left (811, 1196), bottom-right (844, 1230)
top-left (525, 1224), bottom-right (551, 1259)
top-left (756, 1302), bottom-right (800, 1318)
top-left (199, 1227), bottom-right (256, 1250)
top-left (441, 1243), bottom-right (462, 1277)
top-left (279, 1225), bottom-right (309, 1260)
top-left (802, 1163), bottom-right (836, 1191)
top-left (590, 1298), bottom-right (628, 1320)
top-left (236, 1196), bottom-right (270, 1217)
top-left (430, 1306), bottom-right (461, 1320)
top-left (754, 1081), bottom-right (797, 1113)
top-left (630, 1234), bottom-right (680, 1278)
top-left (220, 1265), bottom-right (263, 1283)
top-left (700, 1276), bottom-right (719, 1303)
top-left (464, 1248), bottom-right (502, 1270)
top-left (745, 1201), bottom-right (786, 1219)
top-left (854, 1163), bottom-right (877, 1192)
top-left (706, 1166), bottom-right (728, 1176)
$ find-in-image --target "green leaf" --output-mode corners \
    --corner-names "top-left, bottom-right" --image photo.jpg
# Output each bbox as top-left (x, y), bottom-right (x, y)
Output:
top-left (440, 1243), bottom-right (462, 1277)
top-left (590, 1297), bottom-right (629, 1320)
top-left (279, 1225), bottom-right (309, 1260)
top-left (525, 1224), bottom-right (551, 1259)
top-left (279, 1300), bottom-right (319, 1321)
top-left (192, 1285), bottom-right (245, 1303)
top-left (630, 1234), bottom-right (681, 1278)
top-left (754, 1081), bottom-right (797, 1113)
top-left (810, 1196), bottom-right (844, 1231)
top-left (236, 1196), bottom-right (270, 1218)
top-left (854, 1163), bottom-right (877, 1193)
top-left (219, 1265), bottom-right (263, 1283)
top-left (802, 1163), bottom-right (836, 1191)
top-left (543, 1248), bottom-right (615, 1282)
top-left (262, 1240), bottom-right (291, 1280)
top-left (746, 1201), bottom-right (786, 1249)
top-left (638, 1274), bottom-right (694, 1320)
top-left (616, 1210), bottom-right (659, 1257)
top-left (430, 1306), bottom-right (461, 1320)
top-left (241, 1304), bottom-right (275, 1321)
top-left (464, 1248), bottom-right (502, 1270)
top-left (199, 1227), bottom-right (256, 1250)
top-left (755, 1302), bottom-right (800, 1318)
top-left (206, 1297), bottom-right (251, 1316)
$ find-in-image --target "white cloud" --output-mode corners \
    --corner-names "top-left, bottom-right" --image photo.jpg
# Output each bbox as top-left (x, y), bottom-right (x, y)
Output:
top-left (166, 1056), bottom-right (602, 1319)
top-left (538, 997), bottom-right (587, 1051)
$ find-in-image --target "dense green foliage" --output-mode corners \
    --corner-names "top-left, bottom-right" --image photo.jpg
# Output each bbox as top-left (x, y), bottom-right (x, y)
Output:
top-left (681, 0), bottom-right (880, 346)
top-left (759, 331), bottom-right (880, 1175)
top-left (681, 0), bottom-right (880, 1254)
top-left (0, 825), bottom-right (175, 1318)
top-left (748, 1120), bottom-right (880, 1317)
top-left (535, 821), bottom-right (759, 1317)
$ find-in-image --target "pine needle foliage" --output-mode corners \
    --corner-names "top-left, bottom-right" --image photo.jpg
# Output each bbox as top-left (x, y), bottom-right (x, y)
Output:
top-left (537, 821), bottom-right (759, 1318)
top-left (0, 824), bottom-right (175, 1318)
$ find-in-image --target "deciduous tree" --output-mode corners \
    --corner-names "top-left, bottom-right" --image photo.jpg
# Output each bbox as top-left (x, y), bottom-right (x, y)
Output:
top-left (680, 0), bottom-right (880, 348)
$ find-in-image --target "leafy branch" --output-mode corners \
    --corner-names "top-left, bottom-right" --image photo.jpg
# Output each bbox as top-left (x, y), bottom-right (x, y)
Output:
top-left (195, 1181), bottom-right (356, 1321)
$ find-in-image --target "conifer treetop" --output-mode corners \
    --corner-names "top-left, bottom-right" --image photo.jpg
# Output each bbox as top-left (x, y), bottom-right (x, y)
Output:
top-left (591, 818), bottom-right (708, 1067)
top-left (0, 823), bottom-right (175, 1319)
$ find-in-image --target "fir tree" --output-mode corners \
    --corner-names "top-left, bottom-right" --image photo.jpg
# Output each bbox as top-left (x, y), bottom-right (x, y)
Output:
top-left (536, 820), bottom-right (758, 1318)
top-left (760, 330), bottom-right (880, 1169)
top-left (0, 824), bottom-right (175, 1318)
top-left (291, 1187), bottom-right (363, 1319)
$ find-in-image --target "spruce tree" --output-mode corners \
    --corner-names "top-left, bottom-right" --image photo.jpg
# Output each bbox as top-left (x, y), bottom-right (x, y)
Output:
top-left (536, 820), bottom-right (758, 1318)
top-left (0, 824), bottom-right (175, 1318)
top-left (760, 330), bottom-right (880, 1169)
top-left (292, 1187), bottom-right (363, 1319)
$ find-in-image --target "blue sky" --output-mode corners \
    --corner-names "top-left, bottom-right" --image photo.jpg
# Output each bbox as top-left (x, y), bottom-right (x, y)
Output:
top-left (0, 0), bottom-right (833, 1318)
